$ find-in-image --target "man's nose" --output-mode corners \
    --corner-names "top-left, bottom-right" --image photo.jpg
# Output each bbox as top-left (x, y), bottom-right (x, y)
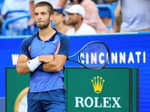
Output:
top-left (37, 14), bottom-right (42, 19)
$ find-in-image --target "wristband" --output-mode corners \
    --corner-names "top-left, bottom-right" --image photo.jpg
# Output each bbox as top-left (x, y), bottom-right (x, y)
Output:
top-left (26, 57), bottom-right (41, 72)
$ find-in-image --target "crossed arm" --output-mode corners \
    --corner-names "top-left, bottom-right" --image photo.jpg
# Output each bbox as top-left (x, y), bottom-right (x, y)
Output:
top-left (39, 55), bottom-right (67, 72)
top-left (16, 54), bottom-right (67, 75)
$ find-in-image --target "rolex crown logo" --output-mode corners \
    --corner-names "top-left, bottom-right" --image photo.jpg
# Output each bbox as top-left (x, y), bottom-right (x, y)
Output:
top-left (91, 76), bottom-right (105, 94)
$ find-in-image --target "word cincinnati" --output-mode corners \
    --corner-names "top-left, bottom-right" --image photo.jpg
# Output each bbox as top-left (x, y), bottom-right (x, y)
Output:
top-left (80, 51), bottom-right (146, 64)
top-left (75, 96), bottom-right (121, 108)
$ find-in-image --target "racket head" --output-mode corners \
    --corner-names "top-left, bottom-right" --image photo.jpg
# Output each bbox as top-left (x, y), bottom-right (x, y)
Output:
top-left (78, 41), bottom-right (110, 70)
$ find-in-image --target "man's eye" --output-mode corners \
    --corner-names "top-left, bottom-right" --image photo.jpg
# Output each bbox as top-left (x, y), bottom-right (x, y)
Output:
top-left (35, 13), bottom-right (38, 16)
top-left (41, 12), bottom-right (46, 15)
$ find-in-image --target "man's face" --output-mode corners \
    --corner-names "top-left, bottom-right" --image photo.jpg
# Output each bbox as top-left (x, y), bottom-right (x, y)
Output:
top-left (65, 13), bottom-right (80, 25)
top-left (73, 0), bottom-right (79, 4)
top-left (34, 6), bottom-right (51, 29)
top-left (52, 11), bottom-right (65, 25)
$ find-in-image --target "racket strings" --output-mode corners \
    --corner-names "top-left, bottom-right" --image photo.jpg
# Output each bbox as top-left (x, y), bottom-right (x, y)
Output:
top-left (79, 43), bottom-right (109, 69)
top-left (68, 41), bottom-right (110, 70)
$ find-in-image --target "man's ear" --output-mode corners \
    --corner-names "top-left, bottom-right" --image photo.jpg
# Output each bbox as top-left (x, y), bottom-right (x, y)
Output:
top-left (50, 14), bottom-right (54, 21)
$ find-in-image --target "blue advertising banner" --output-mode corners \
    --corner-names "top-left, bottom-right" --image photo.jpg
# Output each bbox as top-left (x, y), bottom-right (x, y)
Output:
top-left (0, 33), bottom-right (150, 112)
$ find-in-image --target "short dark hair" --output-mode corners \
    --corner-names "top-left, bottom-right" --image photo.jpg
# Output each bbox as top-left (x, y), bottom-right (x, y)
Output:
top-left (35, 2), bottom-right (54, 15)
top-left (53, 9), bottom-right (65, 16)
top-left (70, 0), bottom-right (83, 4)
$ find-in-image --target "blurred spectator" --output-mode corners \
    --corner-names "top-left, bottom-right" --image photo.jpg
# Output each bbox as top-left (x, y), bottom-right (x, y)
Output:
top-left (114, 1), bottom-right (121, 32)
top-left (28, 0), bottom-right (68, 26)
top-left (0, 14), bottom-right (3, 34)
top-left (65, 4), bottom-right (97, 35)
top-left (1, 0), bottom-right (30, 35)
top-left (105, 0), bottom-right (150, 32)
top-left (69, 0), bottom-right (109, 33)
top-left (96, 0), bottom-right (120, 32)
top-left (52, 9), bottom-right (72, 34)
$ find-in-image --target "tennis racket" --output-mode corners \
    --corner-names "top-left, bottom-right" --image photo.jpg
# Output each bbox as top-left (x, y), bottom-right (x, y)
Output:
top-left (67, 41), bottom-right (110, 70)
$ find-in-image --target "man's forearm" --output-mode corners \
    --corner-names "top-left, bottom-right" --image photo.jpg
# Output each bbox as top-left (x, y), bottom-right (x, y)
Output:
top-left (29, 1), bottom-right (35, 19)
top-left (57, 0), bottom-right (67, 8)
top-left (38, 55), bottom-right (60, 72)
top-left (17, 56), bottom-right (41, 74)
top-left (16, 63), bottom-right (31, 75)
top-left (42, 62), bottom-right (62, 72)
top-left (38, 55), bottom-right (54, 63)
top-left (42, 55), bottom-right (67, 72)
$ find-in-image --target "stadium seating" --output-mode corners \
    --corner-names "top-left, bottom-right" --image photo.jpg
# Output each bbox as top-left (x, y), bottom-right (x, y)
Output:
top-left (0, 0), bottom-right (4, 11)
top-left (1, 10), bottom-right (31, 35)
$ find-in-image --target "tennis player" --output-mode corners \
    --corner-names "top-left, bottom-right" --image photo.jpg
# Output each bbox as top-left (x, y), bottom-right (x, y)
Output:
top-left (16, 1), bottom-right (69, 112)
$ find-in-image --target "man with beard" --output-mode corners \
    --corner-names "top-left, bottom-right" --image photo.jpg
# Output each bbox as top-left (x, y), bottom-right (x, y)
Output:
top-left (16, 2), bottom-right (69, 112)
top-left (52, 9), bottom-right (72, 34)
top-left (28, 0), bottom-right (67, 26)
top-left (65, 4), bottom-right (97, 35)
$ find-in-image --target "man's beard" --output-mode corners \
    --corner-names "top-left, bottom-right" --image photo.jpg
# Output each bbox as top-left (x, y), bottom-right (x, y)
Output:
top-left (37, 23), bottom-right (49, 30)
top-left (65, 19), bottom-right (77, 26)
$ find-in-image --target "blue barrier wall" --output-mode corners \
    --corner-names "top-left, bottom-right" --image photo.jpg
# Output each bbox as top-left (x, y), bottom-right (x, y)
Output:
top-left (0, 33), bottom-right (150, 112)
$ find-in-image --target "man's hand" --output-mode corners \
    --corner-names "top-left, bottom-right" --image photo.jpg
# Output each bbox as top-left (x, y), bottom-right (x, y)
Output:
top-left (42, 55), bottom-right (67, 72)
top-left (38, 55), bottom-right (54, 63)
